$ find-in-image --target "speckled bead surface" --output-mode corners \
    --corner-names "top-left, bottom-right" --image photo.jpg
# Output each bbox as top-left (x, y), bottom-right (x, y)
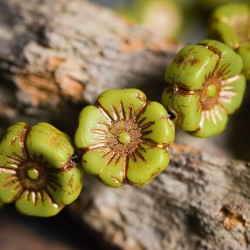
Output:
top-left (0, 122), bottom-right (83, 217)
top-left (162, 39), bottom-right (246, 138)
top-left (75, 89), bottom-right (175, 188)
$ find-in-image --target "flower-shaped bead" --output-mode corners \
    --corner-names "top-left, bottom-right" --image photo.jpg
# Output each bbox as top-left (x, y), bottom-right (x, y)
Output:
top-left (74, 89), bottom-right (175, 188)
top-left (118, 0), bottom-right (183, 39)
top-left (208, 3), bottom-right (250, 80)
top-left (0, 122), bottom-right (83, 217)
top-left (162, 39), bottom-right (246, 138)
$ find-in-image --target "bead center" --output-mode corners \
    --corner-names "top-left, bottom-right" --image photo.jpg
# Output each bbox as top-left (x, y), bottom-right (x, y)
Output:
top-left (206, 84), bottom-right (217, 98)
top-left (118, 132), bottom-right (131, 144)
top-left (27, 168), bottom-right (39, 180)
top-left (201, 75), bottom-right (221, 110)
top-left (106, 120), bottom-right (142, 155)
top-left (16, 158), bottom-right (49, 192)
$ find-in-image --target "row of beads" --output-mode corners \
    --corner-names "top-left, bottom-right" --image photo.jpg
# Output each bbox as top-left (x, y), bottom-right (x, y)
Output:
top-left (0, 2), bottom-right (249, 217)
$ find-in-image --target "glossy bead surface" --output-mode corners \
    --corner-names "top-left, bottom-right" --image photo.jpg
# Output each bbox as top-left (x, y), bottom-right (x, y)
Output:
top-left (162, 39), bottom-right (246, 138)
top-left (75, 89), bottom-right (175, 188)
top-left (0, 122), bottom-right (83, 217)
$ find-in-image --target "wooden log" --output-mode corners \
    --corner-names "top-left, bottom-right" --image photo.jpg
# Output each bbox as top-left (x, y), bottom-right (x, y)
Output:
top-left (0, 0), bottom-right (178, 113)
top-left (70, 143), bottom-right (250, 250)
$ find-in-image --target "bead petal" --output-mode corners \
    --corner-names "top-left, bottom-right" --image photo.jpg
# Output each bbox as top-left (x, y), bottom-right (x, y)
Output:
top-left (26, 122), bottom-right (74, 169)
top-left (192, 105), bottom-right (228, 138)
top-left (81, 150), bottom-right (124, 188)
top-left (15, 191), bottom-right (64, 217)
top-left (0, 122), bottom-right (29, 203)
top-left (198, 39), bottom-right (244, 78)
top-left (219, 74), bottom-right (246, 114)
top-left (0, 122), bottom-right (29, 158)
top-left (127, 147), bottom-right (170, 187)
top-left (138, 101), bottom-right (175, 145)
top-left (46, 165), bottom-right (83, 205)
top-left (97, 89), bottom-right (147, 120)
top-left (74, 105), bottom-right (108, 149)
top-left (162, 89), bottom-right (202, 132)
top-left (165, 45), bottom-right (218, 90)
top-left (0, 154), bottom-right (21, 203)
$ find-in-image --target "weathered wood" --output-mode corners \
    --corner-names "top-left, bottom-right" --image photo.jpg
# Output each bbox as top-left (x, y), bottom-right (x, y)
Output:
top-left (0, 0), bottom-right (178, 114)
top-left (70, 143), bottom-right (250, 250)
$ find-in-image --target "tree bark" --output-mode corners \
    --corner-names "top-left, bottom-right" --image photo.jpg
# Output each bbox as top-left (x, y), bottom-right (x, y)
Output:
top-left (0, 0), bottom-right (177, 116)
top-left (0, 1), bottom-right (250, 250)
top-left (69, 143), bottom-right (250, 250)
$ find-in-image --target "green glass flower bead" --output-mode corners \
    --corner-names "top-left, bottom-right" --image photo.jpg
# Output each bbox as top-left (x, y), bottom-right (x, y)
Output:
top-left (208, 3), bottom-right (250, 80)
top-left (199, 0), bottom-right (248, 11)
top-left (75, 89), bottom-right (175, 188)
top-left (0, 122), bottom-right (83, 217)
top-left (162, 39), bottom-right (246, 138)
top-left (118, 0), bottom-right (183, 38)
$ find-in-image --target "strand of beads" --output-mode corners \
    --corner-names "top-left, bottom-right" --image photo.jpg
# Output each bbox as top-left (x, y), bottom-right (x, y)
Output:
top-left (0, 2), bottom-right (249, 217)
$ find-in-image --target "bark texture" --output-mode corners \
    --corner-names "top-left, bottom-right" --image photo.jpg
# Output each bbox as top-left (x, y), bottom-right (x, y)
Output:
top-left (0, 0), bottom-right (177, 113)
top-left (70, 144), bottom-right (250, 250)
top-left (0, 1), bottom-right (250, 250)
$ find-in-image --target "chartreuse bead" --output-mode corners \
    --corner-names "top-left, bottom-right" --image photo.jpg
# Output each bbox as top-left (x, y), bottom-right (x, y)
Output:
top-left (162, 39), bottom-right (246, 138)
top-left (199, 0), bottom-right (237, 10)
top-left (118, 0), bottom-right (183, 38)
top-left (208, 3), bottom-right (250, 80)
top-left (75, 89), bottom-right (175, 188)
top-left (0, 122), bottom-right (83, 217)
